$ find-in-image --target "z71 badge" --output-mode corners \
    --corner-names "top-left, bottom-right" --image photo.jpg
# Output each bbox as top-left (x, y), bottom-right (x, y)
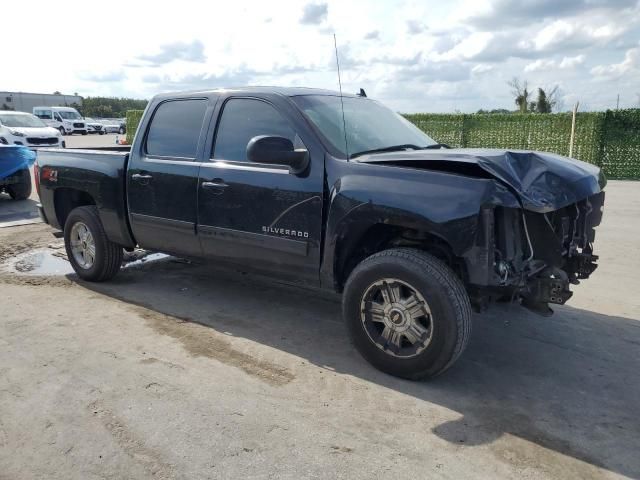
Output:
top-left (262, 226), bottom-right (309, 238)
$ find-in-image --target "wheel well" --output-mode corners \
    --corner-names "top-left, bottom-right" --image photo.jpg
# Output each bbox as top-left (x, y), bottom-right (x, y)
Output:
top-left (335, 224), bottom-right (466, 291)
top-left (54, 188), bottom-right (96, 228)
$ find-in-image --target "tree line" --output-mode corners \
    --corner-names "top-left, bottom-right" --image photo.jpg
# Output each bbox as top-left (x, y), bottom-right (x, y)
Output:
top-left (77, 97), bottom-right (148, 118)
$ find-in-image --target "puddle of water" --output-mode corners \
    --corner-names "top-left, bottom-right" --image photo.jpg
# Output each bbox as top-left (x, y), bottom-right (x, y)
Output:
top-left (2, 248), bottom-right (173, 276)
top-left (9, 249), bottom-right (75, 276)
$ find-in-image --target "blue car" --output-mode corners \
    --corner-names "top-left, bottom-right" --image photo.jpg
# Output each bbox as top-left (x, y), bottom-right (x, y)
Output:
top-left (0, 146), bottom-right (35, 200)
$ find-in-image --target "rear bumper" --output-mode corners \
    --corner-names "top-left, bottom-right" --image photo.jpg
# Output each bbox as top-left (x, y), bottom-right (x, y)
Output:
top-left (37, 203), bottom-right (49, 224)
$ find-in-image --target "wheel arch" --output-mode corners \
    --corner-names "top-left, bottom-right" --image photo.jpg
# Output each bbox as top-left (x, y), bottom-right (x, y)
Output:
top-left (54, 187), bottom-right (96, 229)
top-left (333, 222), bottom-right (468, 293)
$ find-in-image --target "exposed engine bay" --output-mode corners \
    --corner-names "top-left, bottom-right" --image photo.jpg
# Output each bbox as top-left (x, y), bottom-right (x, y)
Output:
top-left (478, 191), bottom-right (604, 315)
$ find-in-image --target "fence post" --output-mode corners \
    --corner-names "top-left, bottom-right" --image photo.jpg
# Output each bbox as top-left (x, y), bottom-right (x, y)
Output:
top-left (595, 110), bottom-right (609, 169)
top-left (569, 102), bottom-right (579, 158)
top-left (461, 114), bottom-right (468, 148)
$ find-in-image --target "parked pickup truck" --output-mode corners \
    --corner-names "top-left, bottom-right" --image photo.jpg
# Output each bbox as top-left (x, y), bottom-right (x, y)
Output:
top-left (35, 87), bottom-right (605, 379)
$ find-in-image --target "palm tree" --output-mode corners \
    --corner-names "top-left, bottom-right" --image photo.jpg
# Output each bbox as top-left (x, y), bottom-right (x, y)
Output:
top-left (508, 77), bottom-right (530, 113)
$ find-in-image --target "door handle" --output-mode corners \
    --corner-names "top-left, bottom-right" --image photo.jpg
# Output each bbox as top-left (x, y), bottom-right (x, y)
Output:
top-left (132, 173), bottom-right (153, 181)
top-left (201, 180), bottom-right (228, 191)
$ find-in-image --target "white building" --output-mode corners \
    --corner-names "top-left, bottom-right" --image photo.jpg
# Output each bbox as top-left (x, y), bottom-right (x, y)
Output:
top-left (0, 91), bottom-right (83, 113)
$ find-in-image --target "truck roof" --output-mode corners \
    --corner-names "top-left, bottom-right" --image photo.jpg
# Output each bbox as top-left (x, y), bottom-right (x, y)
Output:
top-left (153, 86), bottom-right (358, 101)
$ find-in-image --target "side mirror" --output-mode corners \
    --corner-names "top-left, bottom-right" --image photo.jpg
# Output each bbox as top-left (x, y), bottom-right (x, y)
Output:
top-left (246, 135), bottom-right (309, 174)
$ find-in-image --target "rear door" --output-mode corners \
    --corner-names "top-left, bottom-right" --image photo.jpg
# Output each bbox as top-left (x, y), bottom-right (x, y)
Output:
top-left (127, 97), bottom-right (212, 256)
top-left (197, 95), bottom-right (324, 285)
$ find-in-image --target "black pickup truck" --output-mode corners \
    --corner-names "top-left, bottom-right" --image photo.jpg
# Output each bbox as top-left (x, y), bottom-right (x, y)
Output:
top-left (35, 87), bottom-right (605, 379)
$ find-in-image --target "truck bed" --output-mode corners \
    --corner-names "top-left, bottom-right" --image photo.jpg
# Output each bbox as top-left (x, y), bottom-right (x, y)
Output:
top-left (36, 147), bottom-right (134, 248)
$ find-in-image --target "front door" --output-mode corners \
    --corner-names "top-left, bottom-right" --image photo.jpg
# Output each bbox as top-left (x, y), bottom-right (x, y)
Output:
top-left (127, 98), bottom-right (210, 256)
top-left (197, 96), bottom-right (324, 285)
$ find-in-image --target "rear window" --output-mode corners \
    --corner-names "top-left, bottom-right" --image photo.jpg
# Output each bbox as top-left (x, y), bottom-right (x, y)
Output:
top-left (146, 99), bottom-right (208, 159)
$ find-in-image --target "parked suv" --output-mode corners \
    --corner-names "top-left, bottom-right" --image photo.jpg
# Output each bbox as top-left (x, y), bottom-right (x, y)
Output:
top-left (0, 111), bottom-right (64, 148)
top-left (84, 117), bottom-right (105, 135)
top-left (33, 106), bottom-right (87, 136)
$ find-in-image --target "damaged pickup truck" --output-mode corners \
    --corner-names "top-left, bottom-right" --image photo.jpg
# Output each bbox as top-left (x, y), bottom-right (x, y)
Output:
top-left (35, 87), bottom-right (605, 379)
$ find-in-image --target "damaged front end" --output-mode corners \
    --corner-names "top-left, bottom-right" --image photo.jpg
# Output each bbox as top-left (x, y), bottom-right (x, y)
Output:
top-left (468, 191), bottom-right (605, 316)
top-left (357, 148), bottom-right (606, 315)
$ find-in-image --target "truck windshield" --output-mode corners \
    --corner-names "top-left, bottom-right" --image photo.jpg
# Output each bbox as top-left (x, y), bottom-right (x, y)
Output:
top-left (58, 111), bottom-right (82, 120)
top-left (292, 95), bottom-right (437, 158)
top-left (0, 113), bottom-right (46, 128)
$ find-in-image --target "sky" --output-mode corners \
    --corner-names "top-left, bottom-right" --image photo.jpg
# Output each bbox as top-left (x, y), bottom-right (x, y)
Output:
top-left (3, 0), bottom-right (640, 112)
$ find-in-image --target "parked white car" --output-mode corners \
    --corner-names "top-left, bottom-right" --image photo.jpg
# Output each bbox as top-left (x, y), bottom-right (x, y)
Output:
top-left (0, 111), bottom-right (65, 148)
top-left (100, 118), bottom-right (126, 134)
top-left (33, 106), bottom-right (87, 136)
top-left (84, 117), bottom-right (105, 135)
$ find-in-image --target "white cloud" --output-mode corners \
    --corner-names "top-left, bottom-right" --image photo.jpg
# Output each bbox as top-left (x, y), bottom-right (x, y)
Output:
top-left (524, 59), bottom-right (556, 72)
top-left (559, 54), bottom-right (586, 69)
top-left (2, 0), bottom-right (639, 112)
top-left (525, 54), bottom-right (586, 72)
top-left (591, 47), bottom-right (640, 78)
top-left (471, 64), bottom-right (494, 74)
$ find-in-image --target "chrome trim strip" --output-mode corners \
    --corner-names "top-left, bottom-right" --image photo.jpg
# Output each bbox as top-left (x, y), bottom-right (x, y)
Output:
top-left (200, 160), bottom-right (289, 175)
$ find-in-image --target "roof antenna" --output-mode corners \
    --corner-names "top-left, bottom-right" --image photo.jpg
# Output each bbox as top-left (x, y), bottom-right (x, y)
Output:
top-left (333, 33), bottom-right (350, 160)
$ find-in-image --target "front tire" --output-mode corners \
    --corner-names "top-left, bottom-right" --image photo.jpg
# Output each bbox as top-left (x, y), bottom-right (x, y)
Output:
top-left (64, 206), bottom-right (123, 281)
top-left (7, 169), bottom-right (32, 200)
top-left (119, 127), bottom-right (125, 134)
top-left (343, 248), bottom-right (472, 380)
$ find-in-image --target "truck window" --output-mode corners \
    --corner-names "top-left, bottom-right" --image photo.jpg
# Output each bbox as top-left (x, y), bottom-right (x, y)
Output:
top-left (146, 99), bottom-right (208, 159)
top-left (213, 98), bottom-right (296, 162)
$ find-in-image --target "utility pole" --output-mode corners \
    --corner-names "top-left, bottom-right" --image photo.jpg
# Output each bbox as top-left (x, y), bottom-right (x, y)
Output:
top-left (616, 94), bottom-right (620, 110)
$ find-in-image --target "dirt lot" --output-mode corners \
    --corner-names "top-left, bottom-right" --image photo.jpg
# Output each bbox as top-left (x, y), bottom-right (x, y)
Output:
top-left (0, 181), bottom-right (639, 480)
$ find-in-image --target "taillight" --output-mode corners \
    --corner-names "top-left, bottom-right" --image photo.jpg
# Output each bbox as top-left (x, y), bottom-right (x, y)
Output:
top-left (34, 160), bottom-right (41, 197)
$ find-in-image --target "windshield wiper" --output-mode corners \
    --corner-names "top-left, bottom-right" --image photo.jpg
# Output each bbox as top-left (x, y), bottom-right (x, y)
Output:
top-left (423, 143), bottom-right (451, 149)
top-left (349, 144), bottom-right (427, 159)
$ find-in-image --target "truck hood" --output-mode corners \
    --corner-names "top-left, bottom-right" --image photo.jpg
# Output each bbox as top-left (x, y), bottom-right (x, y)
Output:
top-left (356, 148), bottom-right (605, 213)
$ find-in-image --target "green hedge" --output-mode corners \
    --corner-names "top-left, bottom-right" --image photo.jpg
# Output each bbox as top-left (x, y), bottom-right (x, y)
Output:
top-left (126, 109), bottom-right (144, 145)
top-left (405, 110), bottom-right (640, 180)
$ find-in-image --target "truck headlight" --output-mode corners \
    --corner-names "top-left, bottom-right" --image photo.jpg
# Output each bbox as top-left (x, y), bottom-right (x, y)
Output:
top-left (8, 129), bottom-right (25, 137)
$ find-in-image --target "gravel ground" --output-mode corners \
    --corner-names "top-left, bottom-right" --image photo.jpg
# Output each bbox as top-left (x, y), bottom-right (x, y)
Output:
top-left (0, 181), bottom-right (638, 480)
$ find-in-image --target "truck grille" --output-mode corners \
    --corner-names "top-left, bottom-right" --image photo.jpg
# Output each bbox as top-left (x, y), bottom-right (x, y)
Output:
top-left (73, 123), bottom-right (84, 128)
top-left (26, 137), bottom-right (58, 145)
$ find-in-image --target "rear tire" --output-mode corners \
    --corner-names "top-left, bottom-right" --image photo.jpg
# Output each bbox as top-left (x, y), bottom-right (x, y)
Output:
top-left (64, 206), bottom-right (122, 281)
top-left (343, 248), bottom-right (472, 380)
top-left (7, 169), bottom-right (32, 200)
top-left (119, 127), bottom-right (125, 134)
